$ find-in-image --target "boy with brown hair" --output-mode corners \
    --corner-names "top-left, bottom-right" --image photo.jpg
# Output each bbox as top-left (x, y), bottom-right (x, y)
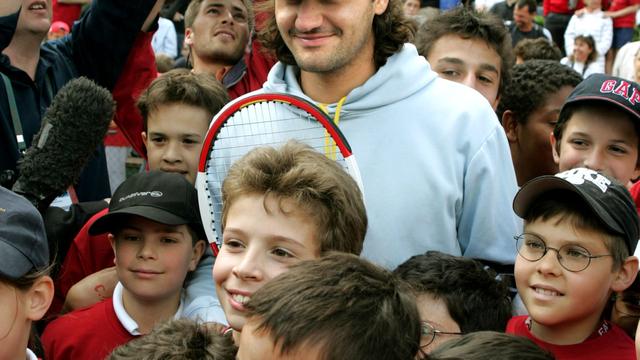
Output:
top-left (550, 74), bottom-right (640, 185)
top-left (42, 171), bottom-right (208, 360)
top-left (507, 167), bottom-right (639, 358)
top-left (212, 141), bottom-right (367, 336)
top-left (53, 69), bottom-right (229, 322)
top-left (237, 253), bottom-right (421, 360)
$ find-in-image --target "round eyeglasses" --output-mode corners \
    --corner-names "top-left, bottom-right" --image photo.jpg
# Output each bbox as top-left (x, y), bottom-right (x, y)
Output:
top-left (420, 321), bottom-right (463, 348)
top-left (515, 233), bottom-right (613, 272)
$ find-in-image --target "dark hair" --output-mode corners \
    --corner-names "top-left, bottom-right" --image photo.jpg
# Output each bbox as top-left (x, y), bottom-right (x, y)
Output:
top-left (428, 331), bottom-right (555, 360)
top-left (513, 38), bottom-right (563, 62)
top-left (244, 253), bottom-right (421, 360)
top-left (523, 190), bottom-right (629, 269)
top-left (107, 319), bottom-right (237, 360)
top-left (515, 0), bottom-right (537, 12)
top-left (394, 251), bottom-right (511, 333)
top-left (257, 0), bottom-right (416, 69)
top-left (568, 34), bottom-right (598, 65)
top-left (137, 69), bottom-right (229, 131)
top-left (496, 60), bottom-right (582, 123)
top-left (222, 141), bottom-right (367, 255)
top-left (415, 7), bottom-right (514, 98)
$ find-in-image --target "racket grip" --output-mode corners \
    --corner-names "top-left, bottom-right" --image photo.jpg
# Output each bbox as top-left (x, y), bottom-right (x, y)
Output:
top-left (210, 242), bottom-right (219, 257)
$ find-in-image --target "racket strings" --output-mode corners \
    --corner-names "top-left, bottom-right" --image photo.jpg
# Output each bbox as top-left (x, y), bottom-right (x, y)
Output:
top-left (203, 100), bottom-right (348, 244)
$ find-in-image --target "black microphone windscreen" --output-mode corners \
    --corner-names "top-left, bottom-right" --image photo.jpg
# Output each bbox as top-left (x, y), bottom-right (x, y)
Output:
top-left (13, 77), bottom-right (115, 211)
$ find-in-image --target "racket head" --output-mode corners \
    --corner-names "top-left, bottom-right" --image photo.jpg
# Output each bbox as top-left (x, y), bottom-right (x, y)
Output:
top-left (196, 93), bottom-right (363, 253)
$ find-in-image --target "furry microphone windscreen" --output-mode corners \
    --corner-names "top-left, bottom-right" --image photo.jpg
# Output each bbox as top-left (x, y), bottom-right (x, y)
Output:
top-left (13, 77), bottom-right (115, 211)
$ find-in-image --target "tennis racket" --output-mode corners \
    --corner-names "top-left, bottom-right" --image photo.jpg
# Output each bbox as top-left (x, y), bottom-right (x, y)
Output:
top-left (196, 92), bottom-right (363, 256)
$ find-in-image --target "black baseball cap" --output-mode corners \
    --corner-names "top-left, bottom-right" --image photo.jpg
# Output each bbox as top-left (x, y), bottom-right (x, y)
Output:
top-left (0, 187), bottom-right (49, 280)
top-left (89, 171), bottom-right (205, 239)
top-left (513, 168), bottom-right (639, 254)
top-left (559, 74), bottom-right (640, 125)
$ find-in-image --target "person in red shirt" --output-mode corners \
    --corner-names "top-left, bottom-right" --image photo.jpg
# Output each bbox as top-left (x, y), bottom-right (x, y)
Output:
top-left (507, 168), bottom-right (639, 359)
top-left (605, 0), bottom-right (640, 73)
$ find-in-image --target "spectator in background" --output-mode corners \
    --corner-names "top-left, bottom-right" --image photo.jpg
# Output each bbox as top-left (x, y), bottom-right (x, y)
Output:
top-left (498, 60), bottom-right (582, 186)
top-left (543, 0), bottom-right (583, 55)
top-left (416, 7), bottom-right (513, 110)
top-left (403, 0), bottom-right (421, 16)
top-left (561, 34), bottom-right (603, 77)
top-left (514, 38), bottom-right (563, 63)
top-left (155, 53), bottom-right (176, 73)
top-left (563, 0), bottom-right (612, 71)
top-left (152, 16), bottom-right (178, 59)
top-left (612, 40), bottom-right (640, 80)
top-left (604, 0), bottom-right (640, 74)
top-left (160, 0), bottom-right (190, 57)
top-left (490, 0), bottom-right (517, 24)
top-left (510, 0), bottom-right (553, 47)
top-left (47, 20), bottom-right (70, 41)
top-left (183, 0), bottom-right (275, 99)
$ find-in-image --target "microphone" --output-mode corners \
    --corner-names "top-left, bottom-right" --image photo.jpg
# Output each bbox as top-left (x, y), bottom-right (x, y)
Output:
top-left (12, 77), bottom-right (115, 212)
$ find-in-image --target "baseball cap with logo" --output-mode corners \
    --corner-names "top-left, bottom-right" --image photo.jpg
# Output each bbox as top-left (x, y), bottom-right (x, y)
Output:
top-left (558, 74), bottom-right (640, 126)
top-left (89, 171), bottom-right (205, 239)
top-left (0, 187), bottom-right (49, 280)
top-left (513, 168), bottom-right (639, 254)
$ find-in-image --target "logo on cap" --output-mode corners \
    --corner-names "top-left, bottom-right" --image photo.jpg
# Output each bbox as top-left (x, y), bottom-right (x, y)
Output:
top-left (119, 191), bottom-right (164, 203)
top-left (557, 168), bottom-right (611, 193)
top-left (600, 79), bottom-right (640, 106)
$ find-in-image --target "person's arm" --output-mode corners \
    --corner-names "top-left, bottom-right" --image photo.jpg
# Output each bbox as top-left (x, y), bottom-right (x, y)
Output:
top-left (563, 16), bottom-right (577, 55)
top-left (65, 0), bottom-right (161, 91)
top-left (597, 18), bottom-right (614, 56)
top-left (62, 266), bottom-right (117, 313)
top-left (458, 113), bottom-right (522, 266)
top-left (604, 3), bottom-right (640, 18)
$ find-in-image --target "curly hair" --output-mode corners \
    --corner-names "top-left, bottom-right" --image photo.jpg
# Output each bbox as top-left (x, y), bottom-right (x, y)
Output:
top-left (256, 0), bottom-right (415, 69)
top-left (513, 38), bottom-right (563, 62)
top-left (414, 6), bottom-right (514, 99)
top-left (496, 60), bottom-right (582, 124)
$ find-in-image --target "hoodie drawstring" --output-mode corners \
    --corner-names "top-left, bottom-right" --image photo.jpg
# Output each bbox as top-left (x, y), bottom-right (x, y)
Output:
top-left (318, 96), bottom-right (347, 160)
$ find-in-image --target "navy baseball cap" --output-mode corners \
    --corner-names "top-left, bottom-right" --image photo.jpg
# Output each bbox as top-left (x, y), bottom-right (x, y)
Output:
top-left (513, 168), bottom-right (639, 254)
top-left (559, 74), bottom-right (640, 125)
top-left (0, 187), bottom-right (49, 280)
top-left (89, 171), bottom-right (205, 239)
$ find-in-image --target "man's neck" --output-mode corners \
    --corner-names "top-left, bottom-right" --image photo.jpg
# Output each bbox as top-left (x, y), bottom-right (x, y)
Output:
top-left (519, 22), bottom-right (534, 32)
top-left (121, 288), bottom-right (181, 334)
top-left (3, 32), bottom-right (42, 80)
top-left (192, 56), bottom-right (231, 81)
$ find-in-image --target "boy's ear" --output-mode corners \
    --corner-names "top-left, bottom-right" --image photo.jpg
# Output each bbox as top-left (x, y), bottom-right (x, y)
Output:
top-left (108, 233), bottom-right (117, 255)
top-left (189, 240), bottom-right (207, 271)
top-left (612, 256), bottom-right (639, 292)
top-left (184, 28), bottom-right (194, 46)
top-left (141, 131), bottom-right (148, 148)
top-left (501, 110), bottom-right (518, 143)
top-left (550, 133), bottom-right (560, 165)
top-left (25, 276), bottom-right (54, 321)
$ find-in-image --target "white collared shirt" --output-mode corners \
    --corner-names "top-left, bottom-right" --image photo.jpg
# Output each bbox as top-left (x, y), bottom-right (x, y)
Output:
top-left (112, 282), bottom-right (184, 336)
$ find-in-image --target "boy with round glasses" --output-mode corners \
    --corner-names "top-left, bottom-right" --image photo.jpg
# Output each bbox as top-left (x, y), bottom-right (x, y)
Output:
top-left (507, 167), bottom-right (639, 358)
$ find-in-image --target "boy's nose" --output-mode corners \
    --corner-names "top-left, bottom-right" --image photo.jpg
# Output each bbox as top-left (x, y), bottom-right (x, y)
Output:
top-left (232, 252), bottom-right (264, 281)
top-left (582, 150), bottom-right (605, 172)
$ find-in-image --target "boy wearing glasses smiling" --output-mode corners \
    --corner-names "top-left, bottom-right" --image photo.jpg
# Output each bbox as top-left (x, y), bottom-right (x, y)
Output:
top-left (507, 167), bottom-right (639, 359)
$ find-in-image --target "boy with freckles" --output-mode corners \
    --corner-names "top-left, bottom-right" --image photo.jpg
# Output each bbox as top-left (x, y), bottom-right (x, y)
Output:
top-left (211, 141), bottom-right (367, 340)
top-left (507, 167), bottom-right (639, 358)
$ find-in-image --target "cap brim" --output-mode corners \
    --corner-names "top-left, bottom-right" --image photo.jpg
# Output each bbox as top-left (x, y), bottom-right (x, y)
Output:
top-left (88, 206), bottom-right (190, 235)
top-left (513, 175), bottom-right (626, 237)
top-left (0, 238), bottom-right (36, 280)
top-left (563, 95), bottom-right (640, 122)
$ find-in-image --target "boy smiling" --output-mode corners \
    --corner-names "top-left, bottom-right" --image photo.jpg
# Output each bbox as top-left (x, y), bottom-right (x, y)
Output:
top-left (507, 167), bottom-right (639, 358)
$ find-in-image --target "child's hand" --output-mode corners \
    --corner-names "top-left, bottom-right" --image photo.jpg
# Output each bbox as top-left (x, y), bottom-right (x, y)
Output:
top-left (62, 266), bottom-right (118, 313)
top-left (574, 8), bottom-right (587, 17)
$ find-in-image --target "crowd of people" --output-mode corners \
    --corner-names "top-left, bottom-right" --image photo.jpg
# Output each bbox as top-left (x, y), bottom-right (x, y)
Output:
top-left (4, 0), bottom-right (640, 359)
